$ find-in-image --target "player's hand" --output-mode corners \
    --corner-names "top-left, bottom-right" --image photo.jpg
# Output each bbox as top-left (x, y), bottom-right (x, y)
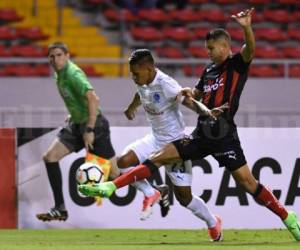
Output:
top-left (210, 102), bottom-right (229, 119)
top-left (231, 7), bottom-right (254, 27)
top-left (83, 132), bottom-right (95, 152)
top-left (181, 87), bottom-right (193, 98)
top-left (124, 106), bottom-right (136, 120)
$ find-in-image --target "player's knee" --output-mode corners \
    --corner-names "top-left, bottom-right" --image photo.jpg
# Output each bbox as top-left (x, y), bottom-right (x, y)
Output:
top-left (43, 151), bottom-right (59, 163)
top-left (175, 192), bottom-right (192, 207)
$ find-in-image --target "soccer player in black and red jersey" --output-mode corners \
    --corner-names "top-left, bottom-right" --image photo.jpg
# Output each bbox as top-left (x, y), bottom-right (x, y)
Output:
top-left (79, 8), bottom-right (300, 241)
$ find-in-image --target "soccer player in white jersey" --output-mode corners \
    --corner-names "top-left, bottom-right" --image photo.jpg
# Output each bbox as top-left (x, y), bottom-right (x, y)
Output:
top-left (115, 49), bottom-right (223, 240)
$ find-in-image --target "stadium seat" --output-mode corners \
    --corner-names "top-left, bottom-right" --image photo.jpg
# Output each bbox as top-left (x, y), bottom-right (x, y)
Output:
top-left (250, 65), bottom-right (284, 77)
top-left (169, 9), bottom-right (204, 23)
top-left (138, 9), bottom-right (168, 23)
top-left (163, 27), bottom-right (195, 42)
top-left (104, 9), bottom-right (137, 23)
top-left (215, 0), bottom-right (240, 4)
top-left (0, 45), bottom-right (12, 57)
top-left (277, 0), bottom-right (299, 4)
top-left (263, 9), bottom-right (292, 23)
top-left (131, 26), bottom-right (164, 41)
top-left (80, 65), bottom-right (103, 77)
top-left (227, 28), bottom-right (244, 41)
top-left (0, 26), bottom-right (17, 40)
top-left (255, 46), bottom-right (283, 58)
top-left (5, 64), bottom-right (37, 76)
top-left (11, 45), bottom-right (48, 57)
top-left (283, 47), bottom-right (300, 59)
top-left (183, 65), bottom-right (205, 77)
top-left (156, 46), bottom-right (185, 59)
top-left (288, 27), bottom-right (300, 40)
top-left (289, 65), bottom-right (300, 77)
top-left (188, 46), bottom-right (207, 58)
top-left (248, 0), bottom-right (271, 4)
top-left (188, 0), bottom-right (210, 3)
top-left (193, 27), bottom-right (211, 40)
top-left (255, 28), bottom-right (287, 42)
top-left (21, 27), bottom-right (49, 41)
top-left (204, 9), bottom-right (228, 22)
top-left (83, 0), bottom-right (104, 5)
top-left (0, 8), bottom-right (23, 23)
top-left (35, 64), bottom-right (50, 76)
top-left (293, 11), bottom-right (300, 21)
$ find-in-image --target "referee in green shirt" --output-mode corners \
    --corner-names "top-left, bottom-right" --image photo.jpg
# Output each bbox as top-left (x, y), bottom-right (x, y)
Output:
top-left (36, 42), bottom-right (118, 221)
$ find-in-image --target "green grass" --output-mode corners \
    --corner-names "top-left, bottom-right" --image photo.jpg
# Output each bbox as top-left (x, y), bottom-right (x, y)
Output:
top-left (0, 229), bottom-right (299, 250)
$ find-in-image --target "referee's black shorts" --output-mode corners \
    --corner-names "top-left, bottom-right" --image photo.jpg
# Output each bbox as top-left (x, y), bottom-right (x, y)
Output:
top-left (57, 114), bottom-right (115, 159)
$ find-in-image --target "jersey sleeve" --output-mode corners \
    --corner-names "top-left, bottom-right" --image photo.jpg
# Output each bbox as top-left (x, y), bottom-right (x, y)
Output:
top-left (231, 53), bottom-right (251, 74)
top-left (163, 79), bottom-right (182, 99)
top-left (71, 69), bottom-right (93, 96)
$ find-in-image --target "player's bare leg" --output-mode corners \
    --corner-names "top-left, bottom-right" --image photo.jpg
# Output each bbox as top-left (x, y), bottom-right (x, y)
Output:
top-left (36, 139), bottom-right (70, 222)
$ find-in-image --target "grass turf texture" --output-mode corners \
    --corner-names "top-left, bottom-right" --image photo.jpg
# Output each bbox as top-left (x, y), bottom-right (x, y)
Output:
top-left (0, 229), bottom-right (299, 250)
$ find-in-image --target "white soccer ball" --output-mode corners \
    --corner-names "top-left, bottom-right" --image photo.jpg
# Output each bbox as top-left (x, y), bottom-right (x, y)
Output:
top-left (76, 162), bottom-right (105, 185)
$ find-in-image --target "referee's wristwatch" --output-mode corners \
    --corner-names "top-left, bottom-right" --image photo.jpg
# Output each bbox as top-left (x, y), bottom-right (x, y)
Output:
top-left (85, 126), bottom-right (95, 133)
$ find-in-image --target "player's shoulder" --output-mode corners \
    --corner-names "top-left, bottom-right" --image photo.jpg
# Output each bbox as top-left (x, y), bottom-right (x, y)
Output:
top-left (155, 69), bottom-right (180, 87)
top-left (67, 61), bottom-right (86, 78)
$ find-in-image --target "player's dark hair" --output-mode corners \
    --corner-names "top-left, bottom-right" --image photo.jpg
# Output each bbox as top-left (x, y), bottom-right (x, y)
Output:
top-left (48, 42), bottom-right (69, 55)
top-left (129, 49), bottom-right (154, 66)
top-left (205, 28), bottom-right (231, 43)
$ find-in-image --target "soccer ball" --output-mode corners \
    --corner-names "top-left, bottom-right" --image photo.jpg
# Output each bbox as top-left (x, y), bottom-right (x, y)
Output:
top-left (76, 162), bottom-right (104, 185)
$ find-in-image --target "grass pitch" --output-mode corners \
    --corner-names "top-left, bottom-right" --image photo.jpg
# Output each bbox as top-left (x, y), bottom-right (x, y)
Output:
top-left (0, 229), bottom-right (299, 250)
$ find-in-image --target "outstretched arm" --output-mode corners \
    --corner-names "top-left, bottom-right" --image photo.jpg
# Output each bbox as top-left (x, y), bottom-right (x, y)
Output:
top-left (231, 8), bottom-right (255, 62)
top-left (124, 92), bottom-right (141, 120)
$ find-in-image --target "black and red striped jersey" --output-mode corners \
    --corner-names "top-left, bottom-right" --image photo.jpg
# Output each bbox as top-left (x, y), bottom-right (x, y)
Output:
top-left (195, 53), bottom-right (251, 137)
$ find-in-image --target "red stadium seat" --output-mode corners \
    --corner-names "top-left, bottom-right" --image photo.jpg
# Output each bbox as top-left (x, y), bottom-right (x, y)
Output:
top-left (11, 45), bottom-right (48, 57)
top-left (131, 27), bottom-right (164, 41)
top-left (0, 45), bottom-right (12, 57)
top-left (283, 47), bottom-right (300, 59)
top-left (215, 0), bottom-right (240, 4)
top-left (183, 65), bottom-right (205, 77)
top-left (35, 64), bottom-right (50, 76)
top-left (104, 9), bottom-right (137, 22)
top-left (170, 9), bottom-right (204, 23)
top-left (80, 65), bottom-right (103, 77)
top-left (188, 46), bottom-right (207, 58)
top-left (83, 0), bottom-right (104, 5)
top-left (248, 0), bottom-right (271, 4)
top-left (255, 28), bottom-right (287, 42)
top-left (163, 27), bottom-right (195, 42)
top-left (138, 9), bottom-right (168, 23)
top-left (255, 46), bottom-right (283, 58)
top-left (293, 11), bottom-right (300, 21)
top-left (156, 46), bottom-right (185, 59)
top-left (0, 26), bottom-right (17, 40)
top-left (227, 28), bottom-right (244, 41)
top-left (250, 65), bottom-right (284, 77)
top-left (263, 9), bottom-right (292, 23)
top-left (0, 8), bottom-right (23, 23)
top-left (289, 65), bottom-right (300, 77)
top-left (204, 9), bottom-right (228, 22)
top-left (277, 0), bottom-right (299, 4)
top-left (5, 64), bottom-right (37, 76)
top-left (193, 27), bottom-right (211, 40)
top-left (188, 0), bottom-right (210, 3)
top-left (288, 27), bottom-right (300, 40)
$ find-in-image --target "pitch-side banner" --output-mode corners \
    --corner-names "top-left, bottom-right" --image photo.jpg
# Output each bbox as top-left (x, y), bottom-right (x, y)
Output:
top-left (18, 127), bottom-right (300, 229)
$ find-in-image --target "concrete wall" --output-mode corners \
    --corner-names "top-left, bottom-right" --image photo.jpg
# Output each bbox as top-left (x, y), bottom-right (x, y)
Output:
top-left (0, 77), bottom-right (299, 127)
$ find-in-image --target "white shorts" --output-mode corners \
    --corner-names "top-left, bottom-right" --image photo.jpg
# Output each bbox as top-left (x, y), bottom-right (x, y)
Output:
top-left (122, 133), bottom-right (192, 186)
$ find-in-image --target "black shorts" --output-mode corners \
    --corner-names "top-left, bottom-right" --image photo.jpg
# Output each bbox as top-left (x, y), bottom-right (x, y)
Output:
top-left (57, 114), bottom-right (115, 159)
top-left (172, 131), bottom-right (247, 172)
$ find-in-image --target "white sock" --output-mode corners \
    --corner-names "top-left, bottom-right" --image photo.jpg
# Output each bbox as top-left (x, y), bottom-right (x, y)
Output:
top-left (119, 167), bottom-right (155, 197)
top-left (187, 194), bottom-right (217, 228)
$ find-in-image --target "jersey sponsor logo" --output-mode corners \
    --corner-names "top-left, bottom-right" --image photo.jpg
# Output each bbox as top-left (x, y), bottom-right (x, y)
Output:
top-left (143, 105), bottom-right (164, 115)
top-left (153, 93), bottom-right (160, 103)
top-left (203, 77), bottom-right (224, 93)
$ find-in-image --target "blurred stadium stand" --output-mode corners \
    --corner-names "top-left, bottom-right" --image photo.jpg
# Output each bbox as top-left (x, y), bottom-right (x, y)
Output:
top-left (0, 0), bottom-right (299, 78)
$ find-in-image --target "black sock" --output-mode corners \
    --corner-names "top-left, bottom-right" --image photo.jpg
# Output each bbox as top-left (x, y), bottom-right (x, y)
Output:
top-left (45, 162), bottom-right (65, 210)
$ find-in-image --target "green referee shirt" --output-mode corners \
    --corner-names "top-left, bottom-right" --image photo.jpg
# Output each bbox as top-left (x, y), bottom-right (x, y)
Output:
top-left (55, 61), bottom-right (99, 124)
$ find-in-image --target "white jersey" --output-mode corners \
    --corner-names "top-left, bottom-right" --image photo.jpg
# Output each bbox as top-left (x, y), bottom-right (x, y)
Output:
top-left (137, 69), bottom-right (185, 142)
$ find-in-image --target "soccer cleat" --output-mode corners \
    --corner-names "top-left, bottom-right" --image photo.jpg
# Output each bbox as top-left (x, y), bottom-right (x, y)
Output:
top-left (208, 215), bottom-right (223, 242)
top-left (155, 184), bottom-right (170, 217)
top-left (36, 207), bottom-right (68, 222)
top-left (78, 181), bottom-right (117, 198)
top-left (140, 190), bottom-right (161, 220)
top-left (283, 211), bottom-right (300, 241)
